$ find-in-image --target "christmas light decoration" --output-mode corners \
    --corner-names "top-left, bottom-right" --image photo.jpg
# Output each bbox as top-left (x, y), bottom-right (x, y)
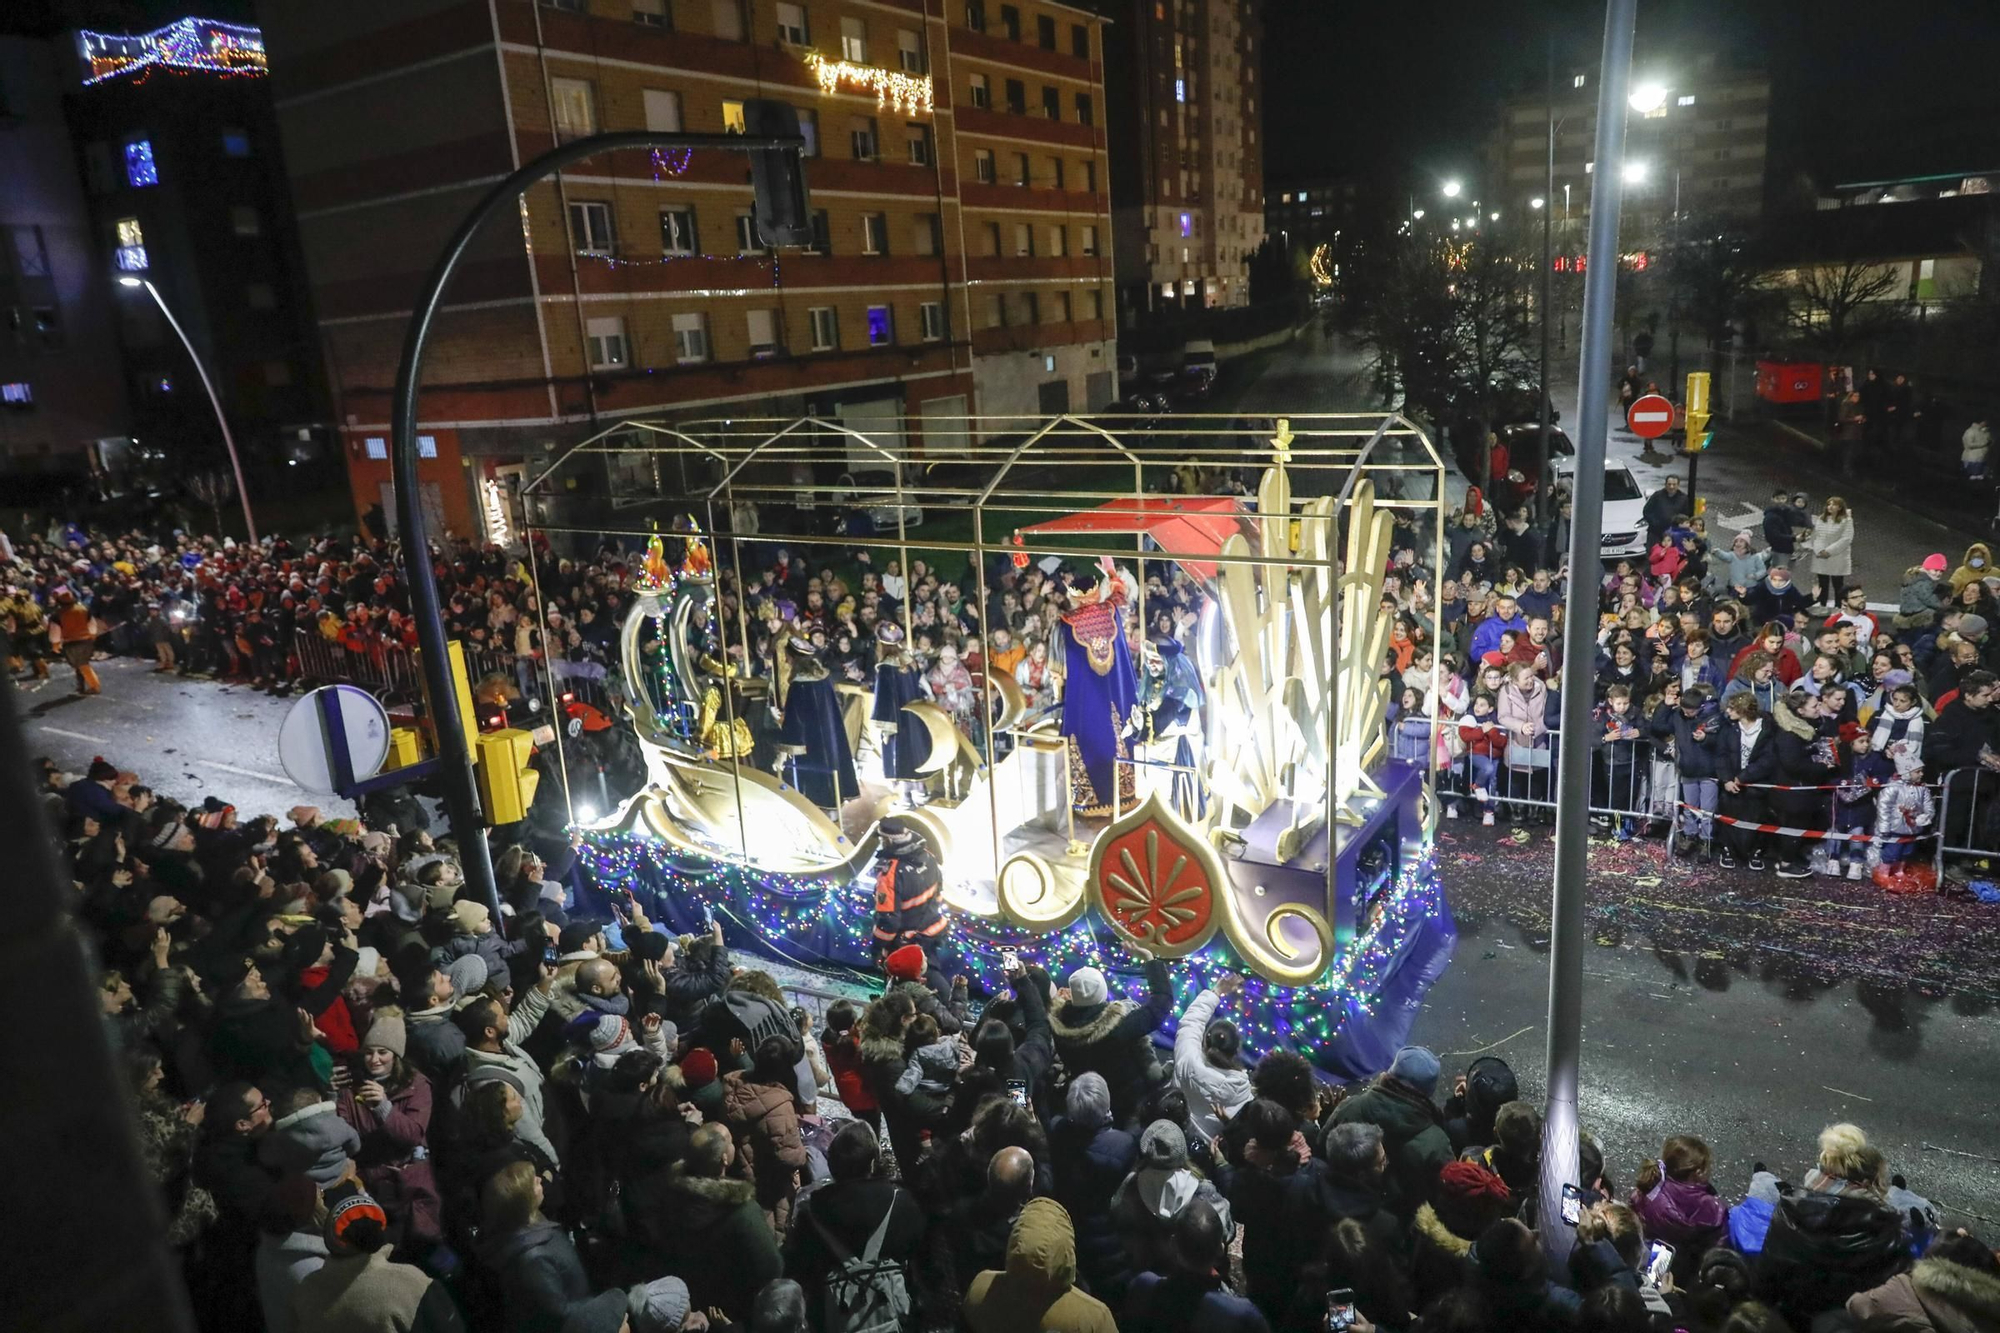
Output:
top-left (804, 52), bottom-right (934, 115)
top-left (1308, 243), bottom-right (1333, 289)
top-left (78, 18), bottom-right (267, 86)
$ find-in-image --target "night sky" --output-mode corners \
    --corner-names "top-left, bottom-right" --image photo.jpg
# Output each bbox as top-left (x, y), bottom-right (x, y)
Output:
top-left (1263, 0), bottom-right (2000, 193)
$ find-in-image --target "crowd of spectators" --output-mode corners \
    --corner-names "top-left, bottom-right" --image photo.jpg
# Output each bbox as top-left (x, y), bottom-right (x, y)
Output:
top-left (1383, 471), bottom-right (2000, 878)
top-left (57, 734), bottom-right (1995, 1332)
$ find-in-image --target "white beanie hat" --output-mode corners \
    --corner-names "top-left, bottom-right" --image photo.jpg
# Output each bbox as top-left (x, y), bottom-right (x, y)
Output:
top-left (1067, 966), bottom-right (1107, 1007)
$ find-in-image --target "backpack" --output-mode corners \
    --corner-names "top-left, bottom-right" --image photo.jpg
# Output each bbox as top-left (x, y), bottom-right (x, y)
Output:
top-left (809, 1196), bottom-right (912, 1333)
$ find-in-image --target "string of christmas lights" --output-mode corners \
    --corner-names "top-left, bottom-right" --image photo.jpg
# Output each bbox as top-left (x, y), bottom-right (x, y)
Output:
top-left (804, 53), bottom-right (935, 115)
top-left (576, 831), bottom-right (1450, 1065)
top-left (80, 17), bottom-right (267, 86)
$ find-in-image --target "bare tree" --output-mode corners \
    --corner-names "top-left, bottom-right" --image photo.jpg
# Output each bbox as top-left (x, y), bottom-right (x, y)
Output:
top-left (1772, 258), bottom-right (1904, 362)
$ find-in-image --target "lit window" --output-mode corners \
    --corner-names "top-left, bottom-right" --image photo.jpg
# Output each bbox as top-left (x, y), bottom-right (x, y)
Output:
top-left (2, 382), bottom-right (34, 406)
top-left (1573, 73), bottom-right (1586, 88)
top-left (722, 99), bottom-right (746, 134)
top-left (670, 312), bottom-right (707, 363)
top-left (1174, 77), bottom-right (1185, 102)
top-left (550, 77), bottom-right (596, 136)
top-left (1677, 94), bottom-right (1696, 106)
top-left (114, 217), bottom-right (148, 271)
top-left (417, 435), bottom-right (439, 459)
top-left (364, 437), bottom-right (388, 460)
top-left (1080, 224), bottom-right (1097, 255)
top-left (866, 305), bottom-right (894, 346)
top-left (1179, 212), bottom-right (1192, 237)
top-left (221, 129), bottom-right (251, 157)
top-left (124, 139), bottom-right (158, 187)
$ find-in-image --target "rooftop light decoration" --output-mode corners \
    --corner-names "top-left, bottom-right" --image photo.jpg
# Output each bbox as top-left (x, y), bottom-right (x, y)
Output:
top-left (804, 52), bottom-right (934, 115)
top-left (79, 18), bottom-right (266, 86)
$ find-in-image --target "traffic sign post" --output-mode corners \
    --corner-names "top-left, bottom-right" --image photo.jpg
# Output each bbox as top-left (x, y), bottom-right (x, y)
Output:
top-left (1627, 393), bottom-right (1674, 439)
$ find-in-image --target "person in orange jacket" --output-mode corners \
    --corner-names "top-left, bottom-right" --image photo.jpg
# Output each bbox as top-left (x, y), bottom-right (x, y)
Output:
top-left (50, 589), bottom-right (100, 695)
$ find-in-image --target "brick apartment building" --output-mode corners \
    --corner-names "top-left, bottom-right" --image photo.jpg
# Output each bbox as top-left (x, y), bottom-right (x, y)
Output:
top-left (1099, 0), bottom-right (1264, 320)
top-left (256, 0), bottom-right (1116, 537)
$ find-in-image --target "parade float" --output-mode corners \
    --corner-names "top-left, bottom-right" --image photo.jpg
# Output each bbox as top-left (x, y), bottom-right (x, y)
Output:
top-left (529, 413), bottom-right (1457, 1076)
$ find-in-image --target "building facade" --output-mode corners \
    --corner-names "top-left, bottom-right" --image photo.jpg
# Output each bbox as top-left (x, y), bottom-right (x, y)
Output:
top-left (0, 35), bottom-right (132, 476)
top-left (66, 17), bottom-right (335, 491)
top-left (1487, 51), bottom-right (1769, 243)
top-left (1102, 0), bottom-right (1263, 319)
top-left (255, 0), bottom-right (1116, 537)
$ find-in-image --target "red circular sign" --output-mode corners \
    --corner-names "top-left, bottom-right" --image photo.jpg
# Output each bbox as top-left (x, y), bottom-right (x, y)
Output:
top-left (1627, 393), bottom-right (1675, 439)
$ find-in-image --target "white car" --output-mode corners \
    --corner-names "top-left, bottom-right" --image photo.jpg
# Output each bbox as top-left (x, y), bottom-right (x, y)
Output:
top-left (1555, 459), bottom-right (1647, 561)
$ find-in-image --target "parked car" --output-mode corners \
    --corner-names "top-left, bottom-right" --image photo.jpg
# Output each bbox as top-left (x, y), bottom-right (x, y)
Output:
top-left (1553, 457), bottom-right (1646, 560)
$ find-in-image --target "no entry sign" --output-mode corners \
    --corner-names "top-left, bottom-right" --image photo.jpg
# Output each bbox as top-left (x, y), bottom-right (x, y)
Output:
top-left (1627, 393), bottom-right (1674, 439)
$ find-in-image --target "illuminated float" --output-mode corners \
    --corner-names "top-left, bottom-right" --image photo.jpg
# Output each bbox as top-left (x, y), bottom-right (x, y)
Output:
top-left (534, 414), bottom-right (1457, 1075)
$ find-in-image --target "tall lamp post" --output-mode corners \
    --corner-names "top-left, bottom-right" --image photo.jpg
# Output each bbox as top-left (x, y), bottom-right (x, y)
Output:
top-left (118, 275), bottom-right (258, 546)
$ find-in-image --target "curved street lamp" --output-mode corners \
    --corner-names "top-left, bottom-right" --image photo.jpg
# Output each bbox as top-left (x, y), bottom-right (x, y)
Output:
top-left (118, 275), bottom-right (257, 544)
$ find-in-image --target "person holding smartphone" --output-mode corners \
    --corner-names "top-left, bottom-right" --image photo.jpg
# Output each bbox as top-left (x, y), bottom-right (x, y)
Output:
top-left (333, 1009), bottom-right (443, 1250)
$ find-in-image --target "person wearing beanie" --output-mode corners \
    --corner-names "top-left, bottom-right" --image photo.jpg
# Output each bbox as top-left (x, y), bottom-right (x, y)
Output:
top-left (289, 1183), bottom-right (458, 1333)
top-left (1047, 1073), bottom-right (1140, 1303)
top-left (333, 1007), bottom-right (443, 1249)
top-left (1410, 1160), bottom-right (1515, 1307)
top-left (870, 816), bottom-right (948, 965)
top-left (625, 1276), bottom-right (692, 1333)
top-left (1171, 972), bottom-right (1252, 1142)
top-left (1442, 1055), bottom-right (1520, 1153)
top-left (1328, 1045), bottom-right (1454, 1222)
top-left (562, 1290), bottom-right (633, 1333)
top-left (676, 1047), bottom-right (727, 1121)
top-left (1109, 1119), bottom-right (1233, 1279)
top-left (444, 954), bottom-right (490, 1001)
top-left (1049, 949), bottom-right (1175, 1127)
top-left (430, 895), bottom-right (527, 988)
top-left (64, 756), bottom-right (124, 822)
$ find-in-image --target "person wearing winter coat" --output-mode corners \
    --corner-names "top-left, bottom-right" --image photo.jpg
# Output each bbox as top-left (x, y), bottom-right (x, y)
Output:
top-left (332, 1010), bottom-right (443, 1251)
top-left (962, 1197), bottom-right (1119, 1333)
top-left (1328, 1046), bottom-right (1453, 1221)
top-left (624, 1123), bottom-right (781, 1324)
top-left (1709, 532), bottom-right (1769, 599)
top-left (783, 1120), bottom-right (926, 1317)
top-left (293, 1184), bottom-right (464, 1333)
top-left (1964, 417), bottom-right (1993, 479)
top-left (1455, 693), bottom-right (1507, 824)
top-left (1898, 556), bottom-right (1952, 637)
top-left (1047, 1073), bottom-right (1140, 1304)
top-left (1109, 1120), bottom-right (1233, 1281)
top-left (1656, 685), bottom-right (1722, 857)
top-left (1629, 1136), bottom-right (1729, 1282)
top-left (257, 1176), bottom-right (329, 1333)
top-left (1409, 1161), bottom-right (1516, 1310)
top-left (720, 1036), bottom-right (810, 1233)
top-left (457, 995), bottom-right (562, 1166)
top-left (261, 1089), bottom-right (363, 1189)
top-left (477, 1162), bottom-right (593, 1333)
top-left (1848, 1234), bottom-right (2000, 1332)
top-left (1592, 686), bottom-right (1647, 839)
top-left (1048, 956), bottom-right (1175, 1127)
top-left (1810, 497), bottom-right (1857, 607)
top-left (1755, 1185), bottom-right (1908, 1329)
top-left (1171, 974), bottom-right (1252, 1142)
top-left (1469, 1217), bottom-right (1583, 1327)
top-left (1441, 1057), bottom-right (1519, 1154)
top-left (1746, 566), bottom-right (1814, 633)
top-left (1120, 1200), bottom-right (1267, 1333)
top-left (1949, 542), bottom-right (1995, 597)
top-left (1289, 1120), bottom-right (1405, 1273)
top-left (1717, 692), bottom-right (1782, 871)
top-left (1225, 1099), bottom-right (1316, 1319)
top-left (1769, 689), bottom-right (1840, 878)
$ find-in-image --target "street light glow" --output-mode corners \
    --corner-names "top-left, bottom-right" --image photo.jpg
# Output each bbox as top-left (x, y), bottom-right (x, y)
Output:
top-left (1622, 160), bottom-right (1650, 184)
top-left (1441, 180), bottom-right (1462, 198)
top-left (1412, 208), bottom-right (1425, 219)
top-left (118, 276), bottom-right (143, 287)
top-left (1451, 219), bottom-right (1461, 231)
top-left (1530, 197), bottom-right (1546, 209)
top-left (1490, 211), bottom-right (1501, 221)
top-left (1629, 82), bottom-right (1669, 114)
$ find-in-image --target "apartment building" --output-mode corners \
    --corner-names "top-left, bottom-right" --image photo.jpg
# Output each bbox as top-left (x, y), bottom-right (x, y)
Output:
top-left (1487, 51), bottom-right (1769, 242)
top-left (256, 0), bottom-right (1114, 536)
top-left (1100, 0), bottom-right (1264, 318)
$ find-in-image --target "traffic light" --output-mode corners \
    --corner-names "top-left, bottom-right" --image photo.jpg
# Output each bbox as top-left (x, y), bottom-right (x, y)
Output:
top-left (415, 641), bottom-right (478, 759)
top-left (1683, 371), bottom-right (1711, 453)
top-left (743, 99), bottom-right (813, 247)
top-left (475, 727), bottom-right (541, 825)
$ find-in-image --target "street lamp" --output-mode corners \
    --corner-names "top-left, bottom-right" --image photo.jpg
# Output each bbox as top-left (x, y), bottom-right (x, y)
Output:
top-left (1441, 180), bottom-right (1462, 198)
top-left (1622, 159), bottom-right (1649, 184)
top-left (1412, 208), bottom-right (1425, 219)
top-left (118, 275), bottom-right (258, 544)
top-left (1531, 197), bottom-right (1546, 209)
top-left (1629, 82), bottom-right (1668, 114)
top-left (1490, 211), bottom-right (1502, 221)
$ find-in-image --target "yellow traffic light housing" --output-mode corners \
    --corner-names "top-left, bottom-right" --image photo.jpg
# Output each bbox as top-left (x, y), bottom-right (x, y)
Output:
top-left (475, 728), bottom-right (540, 825)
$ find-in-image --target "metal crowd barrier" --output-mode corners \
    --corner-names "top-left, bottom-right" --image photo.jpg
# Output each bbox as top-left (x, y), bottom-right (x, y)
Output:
top-left (291, 628), bottom-right (611, 712)
top-left (1933, 765), bottom-right (2000, 879)
top-left (1432, 725), bottom-right (1666, 826)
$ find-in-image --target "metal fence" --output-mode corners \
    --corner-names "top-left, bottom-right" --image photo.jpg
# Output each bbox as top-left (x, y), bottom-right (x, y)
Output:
top-left (291, 628), bottom-right (613, 713)
top-left (1424, 724), bottom-right (1667, 828)
top-left (1934, 766), bottom-right (2000, 877)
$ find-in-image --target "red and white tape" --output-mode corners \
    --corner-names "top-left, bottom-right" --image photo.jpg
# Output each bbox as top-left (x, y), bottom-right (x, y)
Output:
top-left (1679, 804), bottom-right (1929, 843)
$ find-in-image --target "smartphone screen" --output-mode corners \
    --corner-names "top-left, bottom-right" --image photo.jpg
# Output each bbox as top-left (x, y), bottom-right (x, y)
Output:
top-left (543, 945), bottom-right (559, 966)
top-left (1325, 1289), bottom-right (1357, 1332)
top-left (1561, 1182), bottom-right (1583, 1226)
top-left (1006, 1080), bottom-right (1030, 1109)
top-left (1644, 1241), bottom-right (1674, 1286)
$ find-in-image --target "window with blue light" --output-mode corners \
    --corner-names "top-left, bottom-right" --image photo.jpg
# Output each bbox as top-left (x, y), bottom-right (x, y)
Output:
top-left (125, 139), bottom-right (158, 187)
top-left (417, 435), bottom-right (438, 459)
top-left (222, 129), bottom-right (251, 157)
top-left (1174, 77), bottom-right (1185, 103)
top-left (1179, 212), bottom-right (1192, 238)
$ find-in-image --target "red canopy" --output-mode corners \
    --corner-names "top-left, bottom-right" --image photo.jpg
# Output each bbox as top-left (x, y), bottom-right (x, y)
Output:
top-left (1017, 495), bottom-right (1247, 582)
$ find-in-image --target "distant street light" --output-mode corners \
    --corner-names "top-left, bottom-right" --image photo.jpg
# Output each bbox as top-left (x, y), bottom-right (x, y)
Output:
top-left (1531, 197), bottom-right (1547, 209)
top-left (1490, 211), bottom-right (1502, 221)
top-left (1451, 219), bottom-right (1461, 231)
top-left (1412, 208), bottom-right (1426, 219)
top-left (118, 275), bottom-right (258, 544)
top-left (1622, 159), bottom-right (1649, 184)
top-left (1629, 82), bottom-right (1669, 114)
top-left (1441, 180), bottom-right (1463, 198)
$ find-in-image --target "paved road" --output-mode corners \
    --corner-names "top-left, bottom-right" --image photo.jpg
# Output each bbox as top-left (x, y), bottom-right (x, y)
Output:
top-left (18, 659), bottom-right (353, 822)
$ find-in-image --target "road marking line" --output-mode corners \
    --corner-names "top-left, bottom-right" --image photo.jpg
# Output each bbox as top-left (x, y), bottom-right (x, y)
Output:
top-left (205, 760), bottom-right (297, 785)
top-left (36, 725), bottom-right (109, 745)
